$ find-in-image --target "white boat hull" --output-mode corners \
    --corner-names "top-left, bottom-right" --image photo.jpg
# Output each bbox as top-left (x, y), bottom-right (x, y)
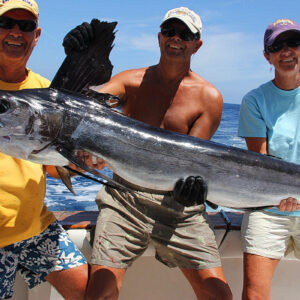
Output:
top-left (10, 226), bottom-right (300, 300)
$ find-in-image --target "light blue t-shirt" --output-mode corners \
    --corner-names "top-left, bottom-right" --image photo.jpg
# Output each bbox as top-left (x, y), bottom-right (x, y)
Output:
top-left (238, 80), bottom-right (300, 216)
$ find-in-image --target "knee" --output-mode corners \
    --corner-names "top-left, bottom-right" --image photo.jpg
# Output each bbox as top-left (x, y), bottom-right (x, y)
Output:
top-left (199, 285), bottom-right (232, 300)
top-left (85, 278), bottom-right (120, 300)
top-left (217, 288), bottom-right (232, 300)
top-left (86, 290), bottom-right (119, 300)
top-left (213, 281), bottom-right (232, 300)
top-left (242, 281), bottom-right (271, 300)
top-left (242, 289), bottom-right (266, 300)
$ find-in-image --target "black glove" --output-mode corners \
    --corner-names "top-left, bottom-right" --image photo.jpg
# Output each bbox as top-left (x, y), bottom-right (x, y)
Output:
top-left (63, 19), bottom-right (96, 54)
top-left (173, 176), bottom-right (207, 207)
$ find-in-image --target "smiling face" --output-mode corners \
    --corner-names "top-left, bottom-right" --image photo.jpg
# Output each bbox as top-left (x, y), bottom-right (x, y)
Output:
top-left (0, 9), bottom-right (41, 67)
top-left (158, 19), bottom-right (202, 62)
top-left (264, 31), bottom-right (300, 76)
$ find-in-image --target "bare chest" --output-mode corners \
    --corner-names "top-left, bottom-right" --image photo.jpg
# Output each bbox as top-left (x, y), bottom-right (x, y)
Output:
top-left (123, 85), bottom-right (199, 133)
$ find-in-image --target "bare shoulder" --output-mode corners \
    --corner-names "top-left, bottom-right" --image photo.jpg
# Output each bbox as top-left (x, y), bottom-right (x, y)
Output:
top-left (112, 67), bottom-right (149, 85)
top-left (186, 72), bottom-right (223, 107)
top-left (180, 72), bottom-right (223, 139)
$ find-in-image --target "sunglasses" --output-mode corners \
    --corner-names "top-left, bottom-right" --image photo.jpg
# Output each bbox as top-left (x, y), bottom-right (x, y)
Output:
top-left (161, 26), bottom-right (199, 41)
top-left (0, 16), bottom-right (37, 32)
top-left (266, 39), bottom-right (300, 53)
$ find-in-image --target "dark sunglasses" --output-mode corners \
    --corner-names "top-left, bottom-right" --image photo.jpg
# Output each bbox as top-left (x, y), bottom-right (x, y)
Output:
top-left (161, 26), bottom-right (199, 41)
top-left (267, 39), bottom-right (300, 53)
top-left (0, 16), bottom-right (37, 32)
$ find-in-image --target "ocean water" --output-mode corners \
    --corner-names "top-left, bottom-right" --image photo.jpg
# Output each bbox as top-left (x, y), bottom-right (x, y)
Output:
top-left (45, 103), bottom-right (246, 211)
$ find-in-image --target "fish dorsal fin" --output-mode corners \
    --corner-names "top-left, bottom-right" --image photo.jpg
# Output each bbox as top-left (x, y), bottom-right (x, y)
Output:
top-left (50, 19), bottom-right (117, 93)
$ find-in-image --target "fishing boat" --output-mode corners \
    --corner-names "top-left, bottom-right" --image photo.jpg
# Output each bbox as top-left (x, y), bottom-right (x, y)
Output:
top-left (10, 210), bottom-right (300, 300)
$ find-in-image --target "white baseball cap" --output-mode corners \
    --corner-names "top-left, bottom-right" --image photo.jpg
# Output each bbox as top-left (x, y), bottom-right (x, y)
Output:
top-left (161, 7), bottom-right (202, 37)
top-left (0, 0), bottom-right (39, 19)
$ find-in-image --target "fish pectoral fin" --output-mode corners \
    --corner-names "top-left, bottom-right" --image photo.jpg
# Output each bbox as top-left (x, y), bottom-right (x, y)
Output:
top-left (56, 166), bottom-right (76, 195)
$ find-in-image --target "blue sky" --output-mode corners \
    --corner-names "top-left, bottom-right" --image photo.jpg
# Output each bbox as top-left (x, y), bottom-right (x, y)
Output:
top-left (29, 0), bottom-right (300, 104)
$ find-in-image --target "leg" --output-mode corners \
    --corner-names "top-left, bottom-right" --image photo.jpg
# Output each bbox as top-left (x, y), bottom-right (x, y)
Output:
top-left (151, 203), bottom-right (230, 299)
top-left (242, 253), bottom-right (279, 300)
top-left (45, 264), bottom-right (88, 300)
top-left (19, 222), bottom-right (88, 299)
top-left (0, 244), bottom-right (20, 299)
top-left (88, 188), bottom-right (151, 299)
top-left (86, 265), bottom-right (127, 300)
top-left (181, 267), bottom-right (232, 300)
top-left (241, 211), bottom-right (290, 300)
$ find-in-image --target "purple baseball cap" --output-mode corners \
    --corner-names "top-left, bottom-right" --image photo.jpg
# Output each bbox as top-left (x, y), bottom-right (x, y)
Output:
top-left (264, 18), bottom-right (300, 51)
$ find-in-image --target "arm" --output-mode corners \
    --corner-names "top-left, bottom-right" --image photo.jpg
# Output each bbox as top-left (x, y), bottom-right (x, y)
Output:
top-left (173, 84), bottom-right (222, 207)
top-left (245, 137), bottom-right (268, 154)
top-left (98, 70), bottom-right (130, 102)
top-left (44, 165), bottom-right (60, 178)
top-left (189, 85), bottom-right (223, 140)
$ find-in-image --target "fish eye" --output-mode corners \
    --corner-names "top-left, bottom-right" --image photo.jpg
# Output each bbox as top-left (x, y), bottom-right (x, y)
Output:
top-left (0, 100), bottom-right (10, 114)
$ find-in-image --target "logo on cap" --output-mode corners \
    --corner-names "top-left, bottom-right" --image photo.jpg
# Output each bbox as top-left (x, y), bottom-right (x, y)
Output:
top-left (167, 7), bottom-right (197, 23)
top-left (2, 0), bottom-right (34, 7)
top-left (273, 19), bottom-right (295, 27)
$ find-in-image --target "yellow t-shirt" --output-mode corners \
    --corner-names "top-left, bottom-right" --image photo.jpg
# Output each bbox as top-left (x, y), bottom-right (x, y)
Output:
top-left (0, 69), bottom-right (56, 247)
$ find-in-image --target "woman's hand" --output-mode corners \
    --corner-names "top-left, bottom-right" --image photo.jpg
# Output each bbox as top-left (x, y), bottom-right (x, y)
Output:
top-left (277, 197), bottom-right (300, 212)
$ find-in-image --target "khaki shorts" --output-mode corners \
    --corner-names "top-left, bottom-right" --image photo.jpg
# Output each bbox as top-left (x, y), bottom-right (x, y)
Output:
top-left (241, 210), bottom-right (300, 259)
top-left (91, 183), bottom-right (221, 270)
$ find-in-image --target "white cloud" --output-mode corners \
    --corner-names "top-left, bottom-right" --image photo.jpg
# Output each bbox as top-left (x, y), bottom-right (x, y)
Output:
top-left (116, 33), bottom-right (159, 52)
top-left (190, 28), bottom-right (274, 103)
top-left (130, 34), bottom-right (159, 52)
top-left (192, 30), bottom-right (269, 83)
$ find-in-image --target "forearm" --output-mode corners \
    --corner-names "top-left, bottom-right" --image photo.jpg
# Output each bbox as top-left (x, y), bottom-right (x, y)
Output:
top-left (44, 165), bottom-right (60, 178)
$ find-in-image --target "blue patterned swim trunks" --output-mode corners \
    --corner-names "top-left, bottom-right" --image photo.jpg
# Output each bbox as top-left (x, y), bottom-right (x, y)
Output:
top-left (0, 221), bottom-right (87, 299)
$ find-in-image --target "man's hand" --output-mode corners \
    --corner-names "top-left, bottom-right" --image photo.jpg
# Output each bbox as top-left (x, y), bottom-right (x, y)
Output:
top-left (173, 176), bottom-right (207, 207)
top-left (69, 151), bottom-right (106, 173)
top-left (63, 20), bottom-right (95, 54)
top-left (277, 197), bottom-right (300, 212)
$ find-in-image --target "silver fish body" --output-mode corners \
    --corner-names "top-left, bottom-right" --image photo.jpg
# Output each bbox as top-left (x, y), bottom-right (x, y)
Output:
top-left (0, 88), bottom-right (300, 209)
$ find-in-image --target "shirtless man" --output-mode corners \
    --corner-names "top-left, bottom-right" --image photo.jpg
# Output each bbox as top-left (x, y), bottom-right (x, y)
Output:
top-left (64, 7), bottom-right (232, 300)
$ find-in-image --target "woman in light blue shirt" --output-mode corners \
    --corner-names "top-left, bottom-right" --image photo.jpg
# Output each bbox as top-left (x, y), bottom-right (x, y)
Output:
top-left (238, 18), bottom-right (300, 300)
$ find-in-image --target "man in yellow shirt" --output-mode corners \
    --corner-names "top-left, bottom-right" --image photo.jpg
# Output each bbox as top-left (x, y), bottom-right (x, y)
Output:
top-left (0, 1), bottom-right (88, 299)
